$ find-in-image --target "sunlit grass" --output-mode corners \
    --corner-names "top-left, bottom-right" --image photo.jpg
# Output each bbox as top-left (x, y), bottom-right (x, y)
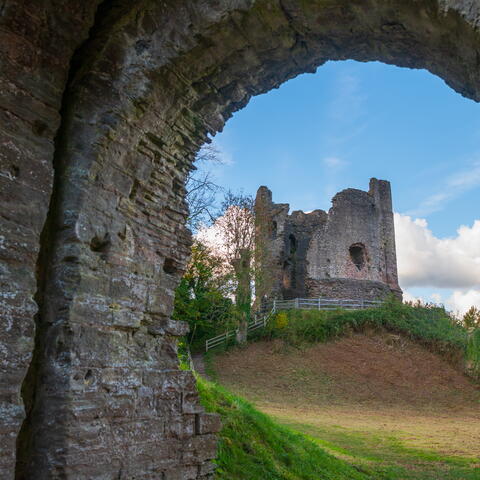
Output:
top-left (200, 300), bottom-right (480, 479)
top-left (271, 412), bottom-right (480, 480)
top-left (197, 374), bottom-right (480, 479)
top-left (197, 376), bottom-right (372, 480)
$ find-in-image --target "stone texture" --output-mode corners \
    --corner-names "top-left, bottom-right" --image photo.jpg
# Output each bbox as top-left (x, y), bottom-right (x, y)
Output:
top-left (1, 0), bottom-right (480, 478)
top-left (0, 2), bottom-right (102, 476)
top-left (255, 179), bottom-right (402, 301)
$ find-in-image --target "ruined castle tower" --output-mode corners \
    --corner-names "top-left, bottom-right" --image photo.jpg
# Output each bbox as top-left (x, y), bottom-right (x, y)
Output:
top-left (255, 179), bottom-right (402, 303)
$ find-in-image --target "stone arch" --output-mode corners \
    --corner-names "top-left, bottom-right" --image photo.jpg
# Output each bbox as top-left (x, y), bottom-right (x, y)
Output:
top-left (3, 0), bottom-right (480, 478)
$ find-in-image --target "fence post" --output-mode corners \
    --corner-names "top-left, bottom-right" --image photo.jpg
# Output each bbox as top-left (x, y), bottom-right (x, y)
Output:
top-left (273, 299), bottom-right (277, 313)
top-left (295, 298), bottom-right (299, 309)
top-left (318, 298), bottom-right (321, 310)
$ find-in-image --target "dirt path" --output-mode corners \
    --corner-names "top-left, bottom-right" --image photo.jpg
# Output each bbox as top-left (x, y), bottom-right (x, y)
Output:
top-left (192, 353), bottom-right (210, 380)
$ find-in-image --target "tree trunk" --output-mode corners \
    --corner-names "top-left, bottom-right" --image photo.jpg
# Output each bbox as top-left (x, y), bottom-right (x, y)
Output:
top-left (233, 249), bottom-right (252, 344)
top-left (236, 314), bottom-right (248, 344)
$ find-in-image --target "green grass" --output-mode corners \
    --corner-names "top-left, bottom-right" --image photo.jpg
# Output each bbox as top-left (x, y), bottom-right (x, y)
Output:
top-left (197, 375), bottom-right (480, 479)
top-left (196, 300), bottom-right (480, 478)
top-left (275, 418), bottom-right (480, 480)
top-left (197, 376), bottom-right (373, 480)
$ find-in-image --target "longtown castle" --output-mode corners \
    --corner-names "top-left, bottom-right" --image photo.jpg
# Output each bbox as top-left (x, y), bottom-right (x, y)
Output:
top-left (254, 178), bottom-right (403, 303)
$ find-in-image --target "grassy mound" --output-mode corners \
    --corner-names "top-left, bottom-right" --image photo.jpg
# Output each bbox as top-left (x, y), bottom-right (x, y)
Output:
top-left (206, 333), bottom-right (480, 480)
top-left (198, 300), bottom-right (480, 479)
top-left (197, 376), bottom-right (372, 480)
top-left (263, 299), bottom-right (479, 375)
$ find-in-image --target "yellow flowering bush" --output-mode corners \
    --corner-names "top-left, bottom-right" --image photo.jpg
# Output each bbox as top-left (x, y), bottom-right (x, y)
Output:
top-left (275, 312), bottom-right (289, 329)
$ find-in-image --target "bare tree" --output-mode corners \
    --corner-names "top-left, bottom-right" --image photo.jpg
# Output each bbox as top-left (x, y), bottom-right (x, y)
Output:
top-left (215, 192), bottom-right (255, 265)
top-left (185, 144), bottom-right (223, 231)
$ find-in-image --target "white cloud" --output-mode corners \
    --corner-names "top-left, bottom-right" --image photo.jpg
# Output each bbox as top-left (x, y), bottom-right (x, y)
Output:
top-left (449, 163), bottom-right (480, 188)
top-left (197, 139), bottom-right (235, 168)
top-left (407, 160), bottom-right (480, 216)
top-left (402, 288), bottom-right (480, 316)
top-left (402, 290), bottom-right (423, 304)
top-left (395, 213), bottom-right (480, 289)
top-left (430, 292), bottom-right (443, 304)
top-left (445, 289), bottom-right (480, 316)
top-left (207, 139), bottom-right (235, 166)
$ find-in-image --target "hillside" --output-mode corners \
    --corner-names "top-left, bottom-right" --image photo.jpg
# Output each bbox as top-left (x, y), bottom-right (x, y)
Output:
top-left (197, 377), bottom-right (372, 480)
top-left (207, 332), bottom-right (480, 479)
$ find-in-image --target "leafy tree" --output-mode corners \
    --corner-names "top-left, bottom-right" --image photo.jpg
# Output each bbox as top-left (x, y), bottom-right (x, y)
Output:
top-left (172, 241), bottom-right (236, 349)
top-left (463, 306), bottom-right (480, 330)
top-left (193, 191), bottom-right (255, 344)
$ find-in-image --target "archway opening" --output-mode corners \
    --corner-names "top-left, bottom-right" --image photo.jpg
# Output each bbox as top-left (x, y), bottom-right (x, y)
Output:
top-left (180, 49), bottom-right (480, 477)
top-left (349, 243), bottom-right (367, 271)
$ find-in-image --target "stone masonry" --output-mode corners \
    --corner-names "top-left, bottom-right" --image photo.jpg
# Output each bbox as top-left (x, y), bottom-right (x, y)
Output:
top-left (255, 179), bottom-right (403, 302)
top-left (1, 0), bottom-right (480, 478)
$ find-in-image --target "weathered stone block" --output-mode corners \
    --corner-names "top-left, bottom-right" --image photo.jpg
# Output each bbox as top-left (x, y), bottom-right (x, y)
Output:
top-left (195, 413), bottom-right (222, 435)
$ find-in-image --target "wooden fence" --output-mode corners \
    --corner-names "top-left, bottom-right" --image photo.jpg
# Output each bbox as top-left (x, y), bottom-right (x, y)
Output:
top-left (205, 309), bottom-right (274, 352)
top-left (205, 297), bottom-right (382, 352)
top-left (272, 297), bottom-right (382, 311)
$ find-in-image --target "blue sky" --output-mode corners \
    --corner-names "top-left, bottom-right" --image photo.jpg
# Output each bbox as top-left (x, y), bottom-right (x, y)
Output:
top-left (205, 60), bottom-right (480, 314)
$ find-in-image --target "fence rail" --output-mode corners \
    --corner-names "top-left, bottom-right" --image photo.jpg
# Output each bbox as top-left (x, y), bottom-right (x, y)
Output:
top-left (205, 309), bottom-right (274, 352)
top-left (205, 297), bottom-right (382, 351)
top-left (272, 297), bottom-right (382, 311)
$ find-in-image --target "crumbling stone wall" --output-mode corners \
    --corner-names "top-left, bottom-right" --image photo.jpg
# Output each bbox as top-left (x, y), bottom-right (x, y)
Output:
top-left (255, 179), bottom-right (402, 301)
top-left (1, 0), bottom-right (480, 478)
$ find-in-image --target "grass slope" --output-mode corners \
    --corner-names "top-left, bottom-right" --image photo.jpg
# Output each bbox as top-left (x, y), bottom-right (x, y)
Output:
top-left (263, 300), bottom-right (478, 375)
top-left (208, 332), bottom-right (480, 480)
top-left (197, 377), bottom-right (372, 480)
top-left (199, 301), bottom-right (480, 479)
top-left (275, 412), bottom-right (480, 480)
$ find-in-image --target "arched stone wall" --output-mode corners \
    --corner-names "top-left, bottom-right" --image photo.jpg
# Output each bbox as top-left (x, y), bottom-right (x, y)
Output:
top-left (1, 0), bottom-right (480, 478)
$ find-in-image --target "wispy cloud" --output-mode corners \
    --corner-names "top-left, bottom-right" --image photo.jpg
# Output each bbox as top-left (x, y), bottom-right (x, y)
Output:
top-left (449, 161), bottom-right (480, 188)
top-left (322, 156), bottom-right (349, 200)
top-left (318, 66), bottom-right (368, 204)
top-left (212, 140), bottom-right (235, 166)
top-left (322, 67), bottom-right (368, 151)
top-left (406, 159), bottom-right (480, 216)
top-left (328, 72), bottom-right (366, 124)
top-left (323, 156), bottom-right (348, 169)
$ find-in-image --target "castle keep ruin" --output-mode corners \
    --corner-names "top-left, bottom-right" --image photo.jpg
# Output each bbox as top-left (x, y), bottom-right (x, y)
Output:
top-left (255, 179), bottom-right (403, 302)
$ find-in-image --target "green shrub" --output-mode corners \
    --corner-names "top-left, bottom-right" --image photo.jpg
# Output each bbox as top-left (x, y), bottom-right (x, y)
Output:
top-left (466, 328), bottom-right (480, 379)
top-left (463, 306), bottom-right (480, 330)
